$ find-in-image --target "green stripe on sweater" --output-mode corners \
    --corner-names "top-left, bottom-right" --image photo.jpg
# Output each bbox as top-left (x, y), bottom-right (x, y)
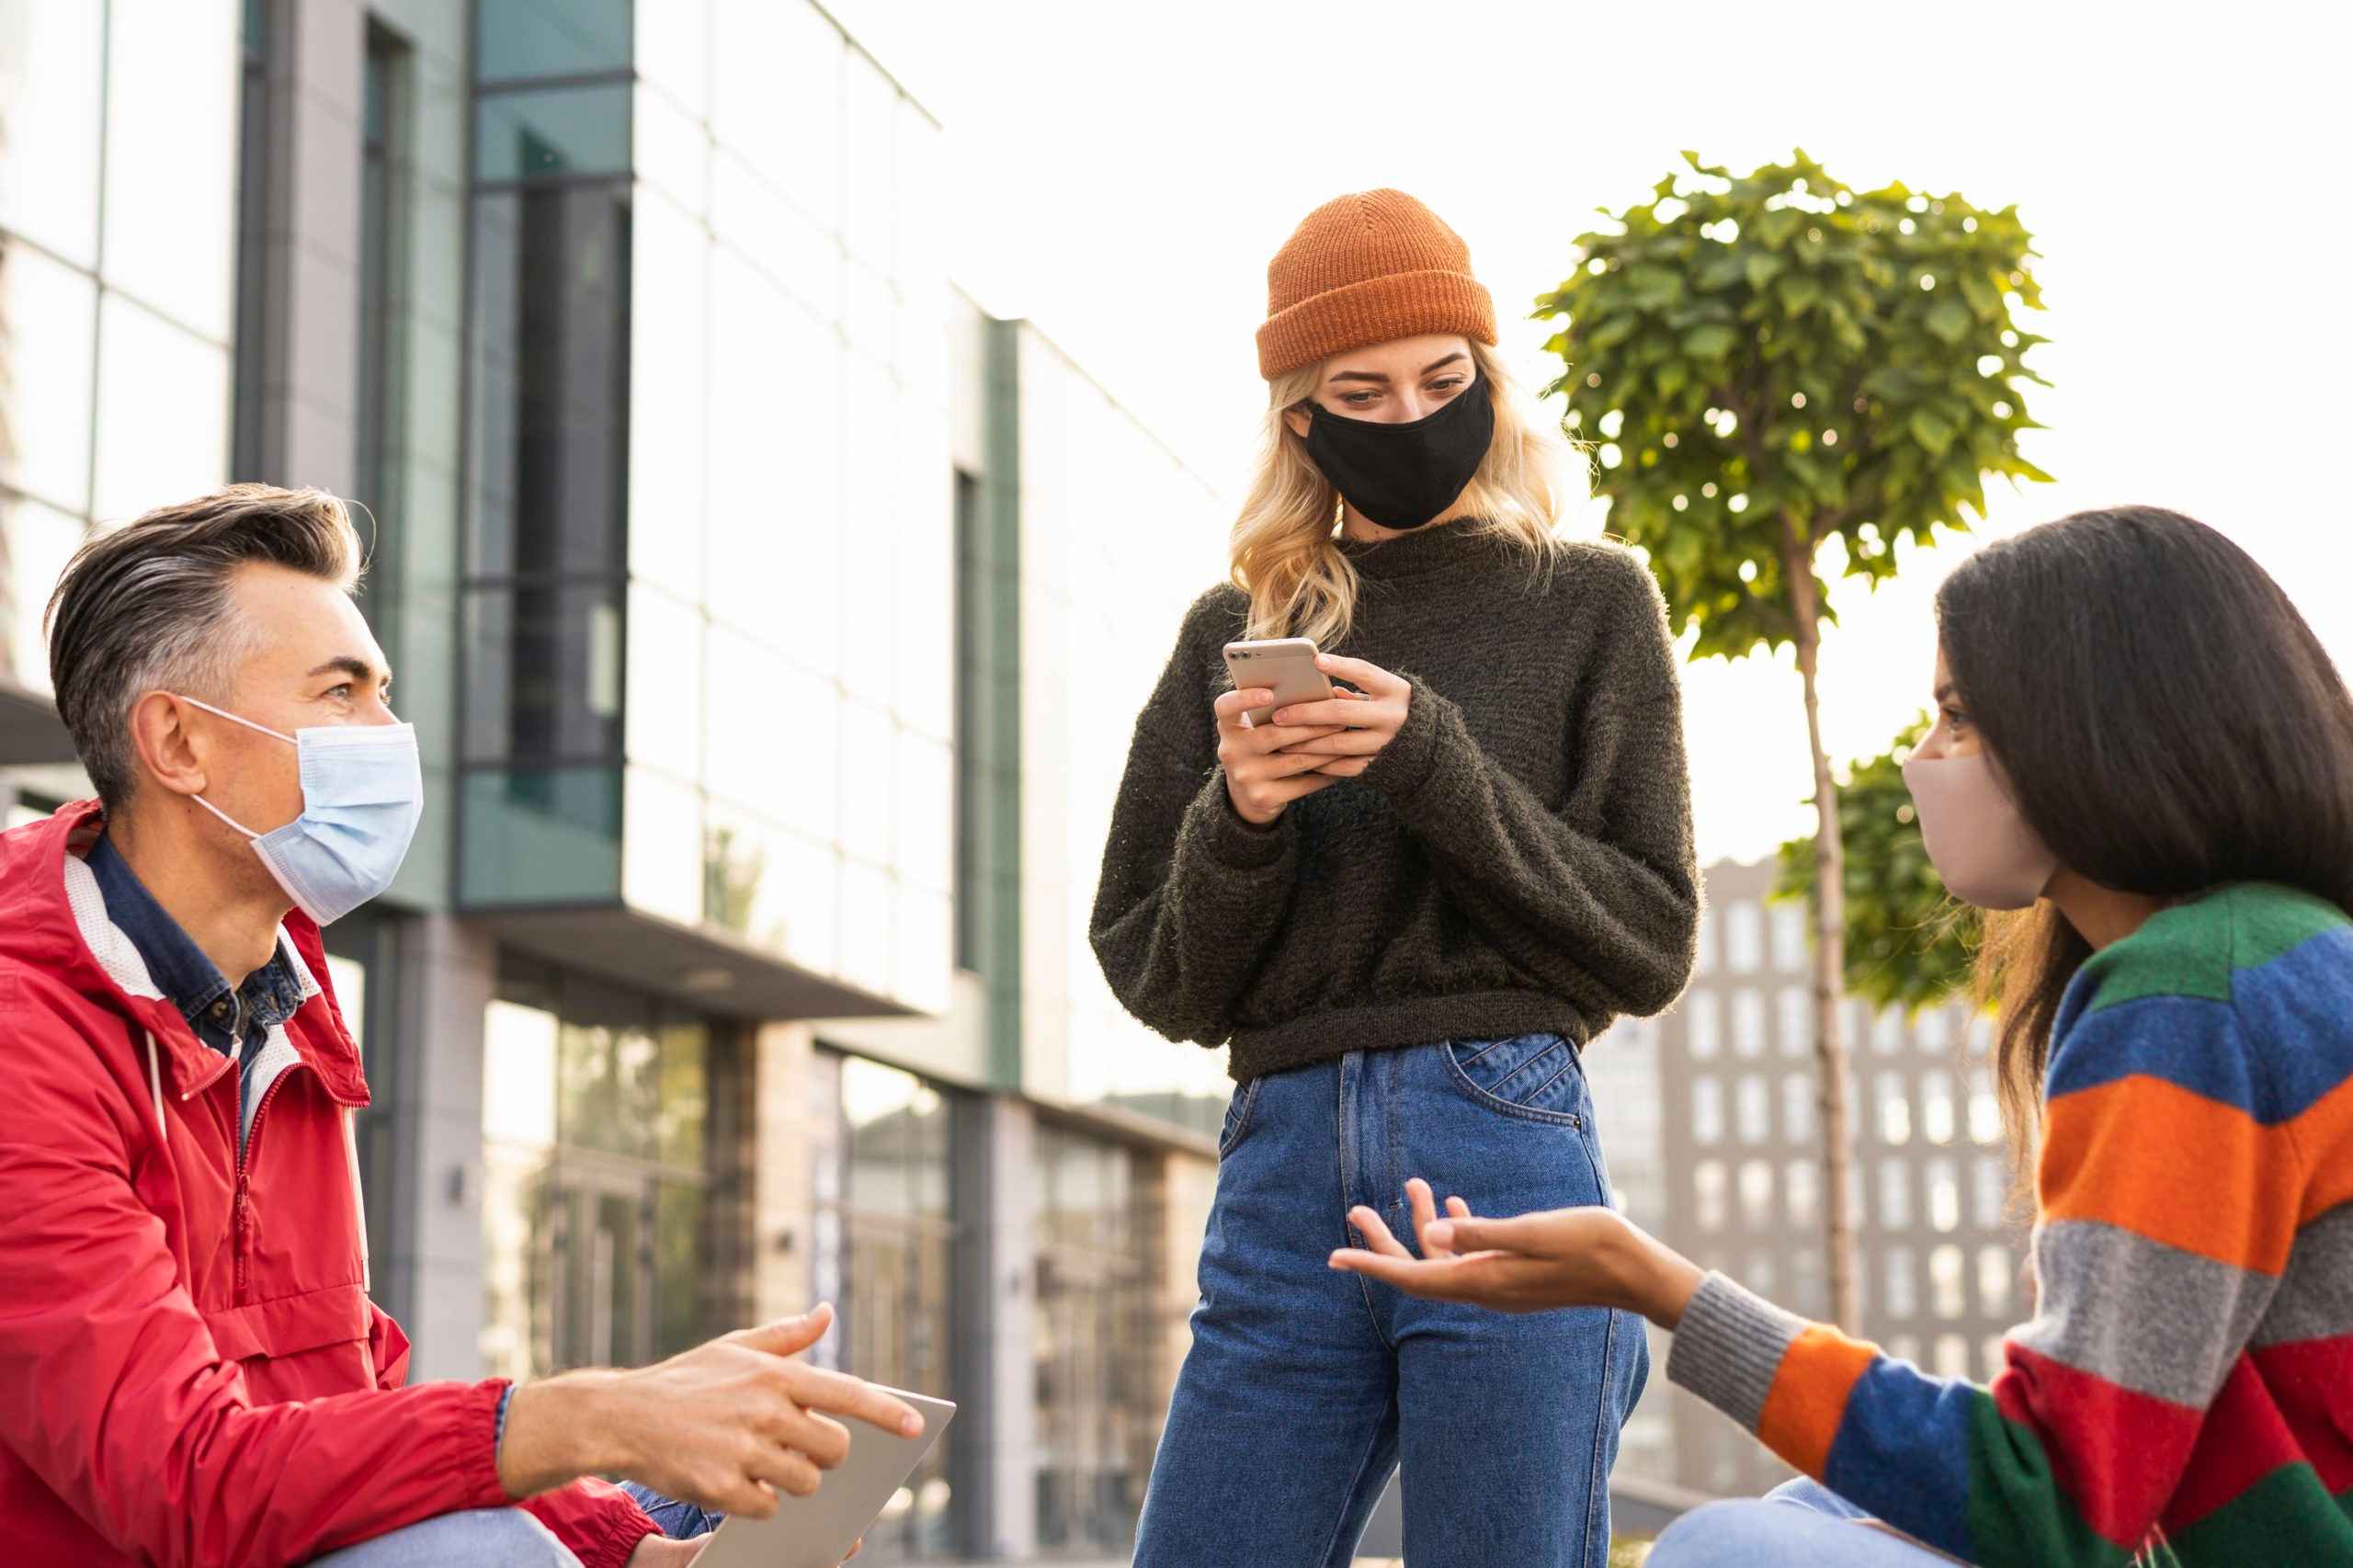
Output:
top-left (2081, 883), bottom-right (2347, 1015)
top-left (1961, 1393), bottom-right (2131, 1567)
top-left (2161, 1462), bottom-right (2353, 1564)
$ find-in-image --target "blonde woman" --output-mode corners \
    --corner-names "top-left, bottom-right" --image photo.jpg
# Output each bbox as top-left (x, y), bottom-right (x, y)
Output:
top-left (1091, 190), bottom-right (1700, 1568)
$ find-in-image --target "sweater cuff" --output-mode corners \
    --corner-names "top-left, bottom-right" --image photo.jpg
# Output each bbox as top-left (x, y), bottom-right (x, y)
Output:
top-left (1184, 772), bottom-right (1298, 871)
top-left (1357, 675), bottom-right (1454, 804)
top-left (1665, 1271), bottom-right (1810, 1434)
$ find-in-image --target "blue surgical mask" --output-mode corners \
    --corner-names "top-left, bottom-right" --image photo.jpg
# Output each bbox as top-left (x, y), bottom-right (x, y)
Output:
top-left (179, 697), bottom-right (423, 926)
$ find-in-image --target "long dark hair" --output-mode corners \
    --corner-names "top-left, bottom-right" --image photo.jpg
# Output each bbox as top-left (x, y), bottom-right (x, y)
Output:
top-left (1938, 506), bottom-right (2353, 1165)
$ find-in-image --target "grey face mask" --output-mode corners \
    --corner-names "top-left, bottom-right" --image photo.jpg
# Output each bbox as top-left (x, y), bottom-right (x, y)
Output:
top-left (1901, 750), bottom-right (2059, 911)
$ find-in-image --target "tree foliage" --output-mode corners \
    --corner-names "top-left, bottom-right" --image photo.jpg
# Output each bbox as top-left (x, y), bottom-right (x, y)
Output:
top-left (1537, 149), bottom-right (2050, 661)
top-left (1774, 715), bottom-right (1979, 1013)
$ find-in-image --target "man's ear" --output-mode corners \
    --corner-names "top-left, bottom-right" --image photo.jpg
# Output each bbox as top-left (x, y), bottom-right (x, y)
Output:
top-left (126, 692), bottom-right (210, 801)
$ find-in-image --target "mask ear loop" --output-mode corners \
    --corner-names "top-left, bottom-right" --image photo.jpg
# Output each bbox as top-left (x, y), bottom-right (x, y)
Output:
top-left (175, 695), bottom-right (295, 839)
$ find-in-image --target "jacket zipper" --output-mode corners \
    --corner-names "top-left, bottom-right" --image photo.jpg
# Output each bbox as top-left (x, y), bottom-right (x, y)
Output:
top-left (230, 1066), bottom-right (301, 1302)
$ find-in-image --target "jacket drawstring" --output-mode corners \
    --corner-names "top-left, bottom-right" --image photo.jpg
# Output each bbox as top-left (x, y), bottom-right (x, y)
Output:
top-left (144, 1030), bottom-right (166, 1144)
top-left (344, 1107), bottom-right (370, 1294)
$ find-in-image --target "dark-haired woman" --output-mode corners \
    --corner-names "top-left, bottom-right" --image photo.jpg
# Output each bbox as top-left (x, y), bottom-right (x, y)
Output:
top-left (1332, 506), bottom-right (2353, 1566)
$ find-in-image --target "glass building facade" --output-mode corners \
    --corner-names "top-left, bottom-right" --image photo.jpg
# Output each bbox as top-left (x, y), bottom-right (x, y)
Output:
top-left (0, 1), bottom-right (1250, 1558)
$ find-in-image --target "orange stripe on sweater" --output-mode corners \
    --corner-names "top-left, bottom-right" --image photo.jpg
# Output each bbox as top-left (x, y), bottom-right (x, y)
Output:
top-left (2291, 1076), bottom-right (2353, 1222)
top-left (2040, 1076), bottom-right (2301, 1275)
top-left (1758, 1326), bottom-right (1878, 1477)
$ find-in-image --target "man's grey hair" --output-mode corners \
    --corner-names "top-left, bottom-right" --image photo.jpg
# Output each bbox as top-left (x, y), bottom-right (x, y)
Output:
top-left (45, 483), bottom-right (364, 809)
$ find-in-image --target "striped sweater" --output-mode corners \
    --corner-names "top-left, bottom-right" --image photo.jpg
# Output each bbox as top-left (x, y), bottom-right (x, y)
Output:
top-left (1667, 882), bottom-right (2353, 1565)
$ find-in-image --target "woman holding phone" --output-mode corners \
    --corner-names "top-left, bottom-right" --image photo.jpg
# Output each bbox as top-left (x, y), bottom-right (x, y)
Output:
top-left (1333, 507), bottom-right (2353, 1567)
top-left (1090, 189), bottom-right (1700, 1567)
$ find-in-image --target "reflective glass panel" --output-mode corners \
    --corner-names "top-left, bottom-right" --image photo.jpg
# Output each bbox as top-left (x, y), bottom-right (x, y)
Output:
top-left (0, 0), bottom-right (104, 265)
top-left (477, 0), bottom-right (631, 81)
top-left (467, 187), bottom-right (631, 576)
top-left (463, 584), bottom-right (623, 764)
top-left (628, 191), bottom-right (709, 599)
top-left (92, 297), bottom-right (229, 525)
top-left (103, 0), bottom-right (238, 338)
top-left (460, 766), bottom-right (621, 905)
top-left (0, 237), bottom-right (97, 514)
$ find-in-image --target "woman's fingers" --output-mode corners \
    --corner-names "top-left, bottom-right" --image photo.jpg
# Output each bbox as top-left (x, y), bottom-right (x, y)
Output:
top-left (1314, 653), bottom-right (1408, 696)
top-left (1314, 756), bottom-right (1372, 778)
top-left (1212, 687), bottom-right (1276, 729)
top-left (1346, 1204), bottom-right (1414, 1258)
top-left (1270, 695), bottom-right (1385, 729)
top-left (1271, 726), bottom-right (1389, 758)
top-left (1407, 1179), bottom-right (1449, 1259)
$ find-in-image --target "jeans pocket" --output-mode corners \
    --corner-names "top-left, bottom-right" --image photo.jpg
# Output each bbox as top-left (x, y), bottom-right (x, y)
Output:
top-left (1217, 1078), bottom-right (1263, 1158)
top-left (1443, 1032), bottom-right (1586, 1126)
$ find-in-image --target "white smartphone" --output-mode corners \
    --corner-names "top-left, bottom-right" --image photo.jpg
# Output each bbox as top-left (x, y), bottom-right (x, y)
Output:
top-left (693, 1390), bottom-right (959, 1568)
top-left (1223, 638), bottom-right (1335, 728)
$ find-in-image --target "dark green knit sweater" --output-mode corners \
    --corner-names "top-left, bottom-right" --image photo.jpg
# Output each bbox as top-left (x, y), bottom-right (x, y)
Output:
top-left (1090, 522), bottom-right (1700, 1083)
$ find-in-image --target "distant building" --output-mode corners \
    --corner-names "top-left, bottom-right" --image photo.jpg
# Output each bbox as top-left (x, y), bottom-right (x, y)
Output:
top-left (1591, 858), bottom-right (2029, 1498)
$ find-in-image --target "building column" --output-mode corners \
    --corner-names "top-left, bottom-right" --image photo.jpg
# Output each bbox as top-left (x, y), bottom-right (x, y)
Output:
top-left (954, 1094), bottom-right (1038, 1561)
top-left (376, 911), bottom-right (494, 1381)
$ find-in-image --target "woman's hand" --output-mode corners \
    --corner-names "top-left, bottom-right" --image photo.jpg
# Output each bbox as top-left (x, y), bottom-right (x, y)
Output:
top-left (1265, 655), bottom-right (1410, 779)
top-left (1328, 1178), bottom-right (1705, 1327)
top-left (1213, 687), bottom-right (1354, 824)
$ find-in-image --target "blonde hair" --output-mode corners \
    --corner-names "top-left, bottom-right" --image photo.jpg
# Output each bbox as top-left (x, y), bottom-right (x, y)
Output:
top-left (1231, 340), bottom-right (1576, 644)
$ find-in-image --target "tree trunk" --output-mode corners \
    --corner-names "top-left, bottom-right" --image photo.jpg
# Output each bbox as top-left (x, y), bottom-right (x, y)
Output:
top-left (1784, 521), bottom-right (1859, 1334)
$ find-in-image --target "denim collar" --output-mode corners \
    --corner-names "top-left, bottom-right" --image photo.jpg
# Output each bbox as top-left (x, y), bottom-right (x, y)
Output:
top-left (82, 831), bottom-right (307, 1058)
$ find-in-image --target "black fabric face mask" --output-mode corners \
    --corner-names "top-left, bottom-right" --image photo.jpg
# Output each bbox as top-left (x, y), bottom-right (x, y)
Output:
top-left (1302, 377), bottom-right (1495, 532)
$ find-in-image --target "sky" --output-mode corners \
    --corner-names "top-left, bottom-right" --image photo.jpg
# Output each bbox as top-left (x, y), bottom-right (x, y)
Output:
top-left (833, 0), bottom-right (2352, 866)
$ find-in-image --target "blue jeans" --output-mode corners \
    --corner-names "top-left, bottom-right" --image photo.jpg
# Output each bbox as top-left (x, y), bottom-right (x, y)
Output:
top-left (1648, 1478), bottom-right (1963, 1566)
top-left (1135, 1036), bottom-right (1649, 1568)
top-left (309, 1484), bottom-right (717, 1566)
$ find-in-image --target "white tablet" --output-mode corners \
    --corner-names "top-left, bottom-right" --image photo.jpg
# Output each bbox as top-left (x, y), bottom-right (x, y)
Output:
top-left (693, 1390), bottom-right (958, 1568)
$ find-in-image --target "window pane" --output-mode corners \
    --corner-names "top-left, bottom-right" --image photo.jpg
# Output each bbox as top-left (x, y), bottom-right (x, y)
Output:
top-left (484, 997), bottom-right (560, 1145)
top-left (464, 585), bottom-right (623, 764)
top-left (3, 495), bottom-right (86, 694)
top-left (837, 51), bottom-right (894, 268)
top-left (103, 0), bottom-right (238, 338)
top-left (1927, 1158), bottom-right (1961, 1233)
top-left (477, 0), bottom-right (631, 81)
top-left (1930, 1245), bottom-right (1966, 1319)
top-left (1730, 988), bottom-right (1767, 1058)
top-left (711, 150), bottom-right (837, 317)
top-left (1684, 991), bottom-right (1721, 1059)
top-left (1921, 1070), bottom-right (1956, 1144)
top-left (1879, 1160), bottom-right (1912, 1230)
top-left (1778, 985), bottom-right (1811, 1059)
top-left (896, 731), bottom-right (951, 893)
top-left (1722, 901), bottom-right (1763, 973)
top-left (655, 1021), bottom-right (709, 1168)
top-left (468, 187), bottom-right (631, 575)
top-left (1783, 1074), bottom-right (1815, 1142)
top-left (634, 0), bottom-right (709, 118)
top-left (0, 0), bottom-right (104, 264)
top-left (1691, 1076), bottom-right (1723, 1144)
top-left (1769, 903), bottom-right (1807, 971)
top-left (0, 243), bottom-right (97, 514)
top-left (839, 700), bottom-right (895, 866)
top-left (710, 0), bottom-right (838, 226)
top-left (1978, 1244), bottom-right (2013, 1317)
top-left (839, 858), bottom-right (893, 995)
top-left (628, 193), bottom-right (708, 599)
top-left (460, 766), bottom-right (621, 904)
top-left (704, 624), bottom-right (836, 835)
top-left (1737, 1159), bottom-right (1773, 1228)
top-left (1878, 1071), bottom-right (1913, 1144)
top-left (93, 296), bottom-right (229, 525)
top-left (704, 805), bottom-right (836, 973)
top-left (654, 1177), bottom-right (706, 1358)
top-left (621, 764), bottom-right (702, 925)
top-left (624, 583), bottom-right (703, 766)
top-left (1692, 1160), bottom-right (1725, 1229)
top-left (1735, 1074), bottom-right (1769, 1144)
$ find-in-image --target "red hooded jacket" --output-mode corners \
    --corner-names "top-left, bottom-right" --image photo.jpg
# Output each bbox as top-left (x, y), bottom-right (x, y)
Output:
top-left (0, 801), bottom-right (659, 1567)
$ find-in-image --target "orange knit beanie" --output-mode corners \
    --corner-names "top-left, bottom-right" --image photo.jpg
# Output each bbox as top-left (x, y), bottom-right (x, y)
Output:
top-left (1256, 189), bottom-right (1497, 381)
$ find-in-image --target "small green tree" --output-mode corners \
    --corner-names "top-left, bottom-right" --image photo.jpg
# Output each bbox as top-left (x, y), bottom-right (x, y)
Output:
top-left (1539, 150), bottom-right (2049, 1330)
top-left (1774, 716), bottom-right (1977, 1014)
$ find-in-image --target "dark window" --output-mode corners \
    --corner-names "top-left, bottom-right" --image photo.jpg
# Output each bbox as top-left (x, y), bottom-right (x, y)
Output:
top-left (356, 23), bottom-right (410, 666)
top-left (229, 0), bottom-right (271, 480)
top-left (951, 468), bottom-right (983, 970)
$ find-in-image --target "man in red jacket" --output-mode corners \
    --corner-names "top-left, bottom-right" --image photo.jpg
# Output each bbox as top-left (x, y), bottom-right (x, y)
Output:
top-left (0, 486), bottom-right (922, 1567)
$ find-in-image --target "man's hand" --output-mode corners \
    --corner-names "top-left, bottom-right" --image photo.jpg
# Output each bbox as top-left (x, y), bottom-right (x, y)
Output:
top-left (500, 1304), bottom-right (926, 1518)
top-left (1327, 1178), bottom-right (1705, 1326)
